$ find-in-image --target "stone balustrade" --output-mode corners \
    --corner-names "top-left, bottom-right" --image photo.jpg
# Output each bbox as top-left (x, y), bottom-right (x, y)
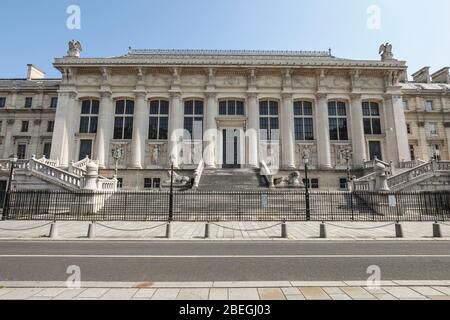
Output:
top-left (192, 160), bottom-right (205, 189)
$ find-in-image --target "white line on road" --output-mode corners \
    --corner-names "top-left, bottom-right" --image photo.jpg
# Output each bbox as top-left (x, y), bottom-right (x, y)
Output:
top-left (1, 254), bottom-right (450, 258)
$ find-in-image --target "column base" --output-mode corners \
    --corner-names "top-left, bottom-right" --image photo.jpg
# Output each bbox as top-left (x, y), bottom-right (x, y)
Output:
top-left (319, 164), bottom-right (333, 170)
top-left (129, 165), bottom-right (143, 170)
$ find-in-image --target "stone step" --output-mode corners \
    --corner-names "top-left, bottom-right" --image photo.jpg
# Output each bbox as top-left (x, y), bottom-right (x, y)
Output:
top-left (198, 168), bottom-right (268, 191)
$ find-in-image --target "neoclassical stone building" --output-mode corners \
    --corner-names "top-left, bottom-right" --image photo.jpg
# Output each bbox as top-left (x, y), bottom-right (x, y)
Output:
top-left (1, 44), bottom-right (449, 190)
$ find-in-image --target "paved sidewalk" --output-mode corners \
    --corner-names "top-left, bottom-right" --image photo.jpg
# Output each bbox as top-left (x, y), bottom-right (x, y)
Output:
top-left (1, 281), bottom-right (450, 300)
top-left (0, 221), bottom-right (449, 240)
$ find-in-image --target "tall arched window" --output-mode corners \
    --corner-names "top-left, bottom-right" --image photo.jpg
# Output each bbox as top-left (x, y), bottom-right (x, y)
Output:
top-left (219, 99), bottom-right (245, 116)
top-left (259, 100), bottom-right (279, 141)
top-left (114, 100), bottom-right (134, 140)
top-left (362, 101), bottom-right (382, 134)
top-left (149, 100), bottom-right (169, 140)
top-left (184, 99), bottom-right (204, 140)
top-left (328, 101), bottom-right (348, 141)
top-left (79, 99), bottom-right (99, 133)
top-left (294, 100), bottom-right (314, 141)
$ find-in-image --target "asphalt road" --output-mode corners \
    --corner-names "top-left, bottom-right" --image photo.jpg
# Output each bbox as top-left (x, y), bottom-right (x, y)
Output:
top-left (1, 240), bottom-right (450, 282)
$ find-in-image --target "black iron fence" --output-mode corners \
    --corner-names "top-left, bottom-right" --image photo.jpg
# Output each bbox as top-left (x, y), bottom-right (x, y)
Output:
top-left (1, 190), bottom-right (449, 222)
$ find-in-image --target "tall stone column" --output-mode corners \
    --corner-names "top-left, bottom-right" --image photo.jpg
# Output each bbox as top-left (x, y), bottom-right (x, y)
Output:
top-left (168, 92), bottom-right (183, 168)
top-left (350, 94), bottom-right (366, 167)
top-left (247, 92), bottom-right (259, 168)
top-left (50, 91), bottom-right (77, 166)
top-left (281, 93), bottom-right (295, 169)
top-left (316, 93), bottom-right (331, 168)
top-left (204, 92), bottom-right (217, 168)
top-left (95, 91), bottom-right (113, 168)
top-left (384, 94), bottom-right (411, 164)
top-left (130, 91), bottom-right (148, 169)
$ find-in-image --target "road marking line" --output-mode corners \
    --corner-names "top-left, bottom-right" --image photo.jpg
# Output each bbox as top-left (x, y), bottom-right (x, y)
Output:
top-left (1, 254), bottom-right (450, 258)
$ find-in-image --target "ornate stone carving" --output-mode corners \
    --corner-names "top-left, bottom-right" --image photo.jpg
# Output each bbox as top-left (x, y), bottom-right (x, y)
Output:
top-left (274, 171), bottom-right (303, 188)
top-left (331, 144), bottom-right (351, 167)
top-left (67, 40), bottom-right (82, 58)
top-left (166, 170), bottom-right (191, 186)
top-left (293, 76), bottom-right (316, 88)
top-left (295, 144), bottom-right (317, 167)
top-left (379, 43), bottom-right (394, 61)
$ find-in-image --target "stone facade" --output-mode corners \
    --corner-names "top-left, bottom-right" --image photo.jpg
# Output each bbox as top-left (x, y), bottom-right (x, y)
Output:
top-left (0, 46), bottom-right (449, 190)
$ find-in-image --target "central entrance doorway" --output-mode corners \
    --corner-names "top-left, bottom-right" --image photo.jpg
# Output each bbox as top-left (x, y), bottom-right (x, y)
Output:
top-left (222, 128), bottom-right (243, 169)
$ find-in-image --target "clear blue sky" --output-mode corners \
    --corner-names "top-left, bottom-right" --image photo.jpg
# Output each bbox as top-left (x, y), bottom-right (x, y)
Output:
top-left (0, 0), bottom-right (449, 79)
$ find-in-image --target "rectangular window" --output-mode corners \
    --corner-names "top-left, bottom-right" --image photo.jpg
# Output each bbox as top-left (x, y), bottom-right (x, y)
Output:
top-left (17, 144), bottom-right (27, 159)
top-left (218, 100), bottom-right (245, 116)
top-left (339, 178), bottom-right (347, 190)
top-left (409, 145), bottom-right (415, 161)
top-left (116, 178), bottom-right (123, 189)
top-left (43, 143), bottom-right (52, 159)
top-left (148, 100), bottom-right (169, 140)
top-left (47, 121), bottom-right (54, 133)
top-left (328, 101), bottom-right (348, 141)
top-left (428, 123), bottom-right (438, 135)
top-left (24, 97), bottom-right (33, 108)
top-left (21, 121), bottom-right (29, 132)
top-left (294, 101), bottom-right (314, 141)
top-left (0, 97), bottom-right (6, 108)
top-left (302, 178), bottom-right (319, 189)
top-left (50, 97), bottom-right (58, 109)
top-left (425, 100), bottom-right (434, 111)
top-left (403, 100), bottom-right (409, 110)
top-left (80, 100), bottom-right (99, 134)
top-left (144, 178), bottom-right (161, 189)
top-left (184, 100), bottom-right (204, 141)
top-left (114, 100), bottom-right (134, 139)
top-left (362, 101), bottom-right (382, 135)
top-left (260, 100), bottom-right (279, 141)
top-left (406, 123), bottom-right (411, 135)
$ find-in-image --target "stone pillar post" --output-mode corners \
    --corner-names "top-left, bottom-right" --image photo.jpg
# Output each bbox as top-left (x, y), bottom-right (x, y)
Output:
top-left (204, 92), bottom-right (217, 168)
top-left (168, 92), bottom-right (183, 168)
top-left (50, 91), bottom-right (77, 166)
top-left (384, 94), bottom-right (411, 164)
top-left (316, 93), bottom-right (332, 168)
top-left (281, 93), bottom-right (295, 169)
top-left (95, 91), bottom-right (113, 168)
top-left (83, 162), bottom-right (99, 190)
top-left (130, 91), bottom-right (148, 169)
top-left (350, 94), bottom-right (366, 167)
top-left (247, 92), bottom-right (259, 168)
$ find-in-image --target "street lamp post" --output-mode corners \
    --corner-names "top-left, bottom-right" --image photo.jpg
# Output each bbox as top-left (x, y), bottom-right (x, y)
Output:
top-left (169, 155), bottom-right (175, 222)
top-left (111, 147), bottom-right (124, 178)
top-left (303, 154), bottom-right (311, 221)
top-left (340, 148), bottom-right (353, 190)
top-left (2, 154), bottom-right (18, 221)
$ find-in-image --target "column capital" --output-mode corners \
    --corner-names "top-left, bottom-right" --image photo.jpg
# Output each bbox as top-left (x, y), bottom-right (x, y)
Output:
top-left (205, 91), bottom-right (216, 99)
top-left (247, 92), bottom-right (258, 99)
top-left (281, 92), bottom-right (293, 100)
top-left (99, 90), bottom-right (112, 99)
top-left (169, 91), bottom-right (182, 99)
top-left (349, 92), bottom-right (362, 100)
top-left (316, 92), bottom-right (328, 100)
top-left (133, 90), bottom-right (147, 99)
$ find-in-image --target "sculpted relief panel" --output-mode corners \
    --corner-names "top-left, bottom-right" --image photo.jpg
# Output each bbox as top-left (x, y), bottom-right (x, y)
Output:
top-left (77, 75), bottom-right (102, 86)
top-left (325, 76), bottom-right (351, 89)
top-left (145, 143), bottom-right (168, 169)
top-left (359, 76), bottom-right (384, 89)
top-left (181, 75), bottom-right (207, 87)
top-left (216, 75), bottom-right (247, 87)
top-left (292, 76), bottom-right (316, 88)
top-left (110, 75), bottom-right (137, 86)
top-left (295, 144), bottom-right (318, 168)
top-left (257, 75), bottom-right (282, 88)
top-left (145, 74), bottom-right (172, 87)
top-left (109, 143), bottom-right (131, 168)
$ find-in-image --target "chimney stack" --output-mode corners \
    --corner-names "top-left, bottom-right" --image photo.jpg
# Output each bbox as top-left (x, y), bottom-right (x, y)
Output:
top-left (431, 67), bottom-right (450, 84)
top-left (27, 64), bottom-right (45, 80)
top-left (411, 67), bottom-right (430, 83)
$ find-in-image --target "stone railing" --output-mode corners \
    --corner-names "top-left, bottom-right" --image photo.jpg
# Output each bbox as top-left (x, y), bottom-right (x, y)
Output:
top-left (28, 157), bottom-right (82, 189)
top-left (363, 158), bottom-right (393, 175)
top-left (192, 160), bottom-right (205, 189)
top-left (37, 156), bottom-right (59, 167)
top-left (260, 161), bottom-right (274, 188)
top-left (387, 161), bottom-right (434, 189)
top-left (0, 159), bottom-right (30, 171)
top-left (97, 177), bottom-right (118, 192)
top-left (398, 159), bottom-right (427, 169)
top-left (69, 156), bottom-right (99, 176)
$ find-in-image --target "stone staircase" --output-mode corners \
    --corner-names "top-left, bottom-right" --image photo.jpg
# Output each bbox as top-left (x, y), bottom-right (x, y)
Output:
top-left (197, 168), bottom-right (268, 191)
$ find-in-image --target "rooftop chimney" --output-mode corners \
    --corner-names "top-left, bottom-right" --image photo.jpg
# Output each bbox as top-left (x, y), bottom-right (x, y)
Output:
top-left (431, 67), bottom-right (450, 84)
top-left (411, 67), bottom-right (430, 83)
top-left (27, 64), bottom-right (45, 80)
